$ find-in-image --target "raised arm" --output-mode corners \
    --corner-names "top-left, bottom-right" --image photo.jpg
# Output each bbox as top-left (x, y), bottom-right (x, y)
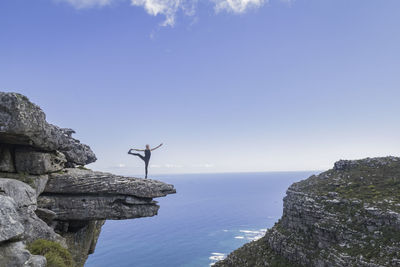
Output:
top-left (151, 143), bottom-right (163, 151)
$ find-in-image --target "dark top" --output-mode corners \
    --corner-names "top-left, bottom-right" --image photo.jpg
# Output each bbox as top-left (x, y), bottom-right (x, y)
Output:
top-left (144, 149), bottom-right (151, 160)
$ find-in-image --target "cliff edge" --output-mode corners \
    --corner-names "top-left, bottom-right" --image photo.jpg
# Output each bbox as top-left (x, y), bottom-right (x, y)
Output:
top-left (0, 92), bottom-right (176, 267)
top-left (216, 157), bottom-right (400, 267)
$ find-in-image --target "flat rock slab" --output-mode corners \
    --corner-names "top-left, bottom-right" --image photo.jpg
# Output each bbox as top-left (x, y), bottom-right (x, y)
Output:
top-left (43, 168), bottom-right (176, 198)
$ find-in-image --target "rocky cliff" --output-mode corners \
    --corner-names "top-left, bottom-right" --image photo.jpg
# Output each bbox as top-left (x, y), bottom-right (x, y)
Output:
top-left (0, 92), bottom-right (176, 267)
top-left (216, 157), bottom-right (400, 267)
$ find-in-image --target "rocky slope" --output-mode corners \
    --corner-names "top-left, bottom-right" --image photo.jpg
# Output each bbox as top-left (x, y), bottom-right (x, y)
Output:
top-left (0, 92), bottom-right (176, 267)
top-left (216, 157), bottom-right (400, 267)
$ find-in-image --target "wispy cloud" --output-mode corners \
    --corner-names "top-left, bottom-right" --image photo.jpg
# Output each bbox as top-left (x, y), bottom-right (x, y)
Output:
top-left (191, 163), bottom-right (215, 168)
top-left (214, 0), bottom-right (266, 13)
top-left (56, 0), bottom-right (268, 26)
top-left (58, 0), bottom-right (114, 9)
top-left (164, 163), bottom-right (184, 168)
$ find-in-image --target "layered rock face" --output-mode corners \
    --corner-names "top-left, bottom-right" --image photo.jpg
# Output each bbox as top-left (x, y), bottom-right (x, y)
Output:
top-left (0, 92), bottom-right (176, 267)
top-left (216, 157), bottom-right (400, 267)
top-left (38, 168), bottom-right (175, 221)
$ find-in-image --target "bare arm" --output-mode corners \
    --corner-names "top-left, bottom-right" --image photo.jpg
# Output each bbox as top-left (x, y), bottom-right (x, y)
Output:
top-left (151, 143), bottom-right (163, 151)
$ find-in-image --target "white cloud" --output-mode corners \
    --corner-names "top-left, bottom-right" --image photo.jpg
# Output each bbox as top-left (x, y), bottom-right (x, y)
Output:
top-left (130, 0), bottom-right (180, 26)
top-left (165, 163), bottom-right (184, 168)
top-left (58, 0), bottom-right (115, 9)
top-left (150, 164), bottom-right (162, 168)
top-left (213, 0), bottom-right (266, 13)
top-left (191, 163), bottom-right (215, 168)
top-left (57, 0), bottom-right (269, 26)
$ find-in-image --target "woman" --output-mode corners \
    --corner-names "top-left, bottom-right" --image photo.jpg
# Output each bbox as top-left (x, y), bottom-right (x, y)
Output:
top-left (128, 143), bottom-right (163, 179)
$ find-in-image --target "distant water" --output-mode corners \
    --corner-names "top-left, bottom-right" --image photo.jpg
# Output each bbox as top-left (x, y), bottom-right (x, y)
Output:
top-left (85, 171), bottom-right (316, 267)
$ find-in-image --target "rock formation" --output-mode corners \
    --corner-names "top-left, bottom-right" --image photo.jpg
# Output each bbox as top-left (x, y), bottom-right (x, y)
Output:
top-left (216, 157), bottom-right (400, 267)
top-left (0, 92), bottom-right (176, 267)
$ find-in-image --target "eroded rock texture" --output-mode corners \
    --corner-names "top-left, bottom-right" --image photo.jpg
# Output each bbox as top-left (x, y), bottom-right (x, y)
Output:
top-left (216, 157), bottom-right (400, 267)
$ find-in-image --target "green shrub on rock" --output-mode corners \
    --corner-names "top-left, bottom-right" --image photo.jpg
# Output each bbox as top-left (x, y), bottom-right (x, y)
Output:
top-left (27, 239), bottom-right (75, 267)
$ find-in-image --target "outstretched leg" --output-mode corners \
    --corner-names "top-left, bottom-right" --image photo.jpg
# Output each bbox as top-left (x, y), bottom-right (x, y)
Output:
top-left (128, 150), bottom-right (147, 178)
top-left (128, 150), bottom-right (145, 161)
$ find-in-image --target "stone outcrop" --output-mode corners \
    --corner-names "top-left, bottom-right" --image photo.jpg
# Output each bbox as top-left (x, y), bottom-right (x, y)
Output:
top-left (0, 92), bottom-right (176, 267)
top-left (216, 157), bottom-right (400, 267)
top-left (0, 92), bottom-right (96, 166)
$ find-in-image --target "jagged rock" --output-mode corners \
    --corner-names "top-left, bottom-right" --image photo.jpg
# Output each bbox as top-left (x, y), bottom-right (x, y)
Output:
top-left (15, 147), bottom-right (66, 175)
top-left (0, 195), bottom-right (24, 242)
top-left (35, 208), bottom-right (57, 225)
top-left (43, 168), bottom-right (176, 198)
top-left (216, 157), bottom-right (400, 267)
top-left (0, 144), bottom-right (15, 172)
top-left (0, 241), bottom-right (46, 267)
top-left (0, 92), bottom-right (96, 165)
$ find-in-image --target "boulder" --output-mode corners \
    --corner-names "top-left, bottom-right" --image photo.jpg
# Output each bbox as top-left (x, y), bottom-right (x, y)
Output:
top-left (15, 147), bottom-right (66, 175)
top-left (35, 208), bottom-right (57, 225)
top-left (0, 92), bottom-right (96, 165)
top-left (0, 195), bottom-right (24, 242)
top-left (0, 178), bottom-right (36, 208)
top-left (0, 241), bottom-right (46, 267)
top-left (0, 172), bottom-right (48, 197)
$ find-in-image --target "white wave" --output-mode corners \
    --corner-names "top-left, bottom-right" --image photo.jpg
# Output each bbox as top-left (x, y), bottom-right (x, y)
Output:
top-left (239, 230), bottom-right (259, 234)
top-left (211, 253), bottom-right (225, 256)
top-left (209, 252), bottom-right (226, 266)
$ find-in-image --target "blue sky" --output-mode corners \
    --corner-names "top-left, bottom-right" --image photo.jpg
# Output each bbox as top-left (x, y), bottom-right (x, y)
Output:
top-left (1, 0), bottom-right (399, 175)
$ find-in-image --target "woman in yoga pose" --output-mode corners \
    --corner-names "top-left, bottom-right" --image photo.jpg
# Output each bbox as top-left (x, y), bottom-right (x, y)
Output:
top-left (128, 143), bottom-right (163, 178)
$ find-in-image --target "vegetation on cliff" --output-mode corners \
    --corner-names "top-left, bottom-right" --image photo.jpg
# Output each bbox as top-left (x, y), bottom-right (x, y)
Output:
top-left (216, 157), bottom-right (400, 267)
top-left (28, 239), bottom-right (75, 267)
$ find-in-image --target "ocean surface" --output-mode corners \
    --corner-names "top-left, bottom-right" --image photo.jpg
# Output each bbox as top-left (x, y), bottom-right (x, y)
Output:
top-left (85, 171), bottom-right (316, 267)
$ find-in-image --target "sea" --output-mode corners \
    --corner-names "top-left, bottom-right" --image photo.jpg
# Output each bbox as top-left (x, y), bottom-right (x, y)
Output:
top-left (85, 171), bottom-right (316, 267)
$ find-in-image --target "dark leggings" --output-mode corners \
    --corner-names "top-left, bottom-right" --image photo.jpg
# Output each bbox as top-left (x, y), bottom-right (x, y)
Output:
top-left (130, 153), bottom-right (149, 178)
